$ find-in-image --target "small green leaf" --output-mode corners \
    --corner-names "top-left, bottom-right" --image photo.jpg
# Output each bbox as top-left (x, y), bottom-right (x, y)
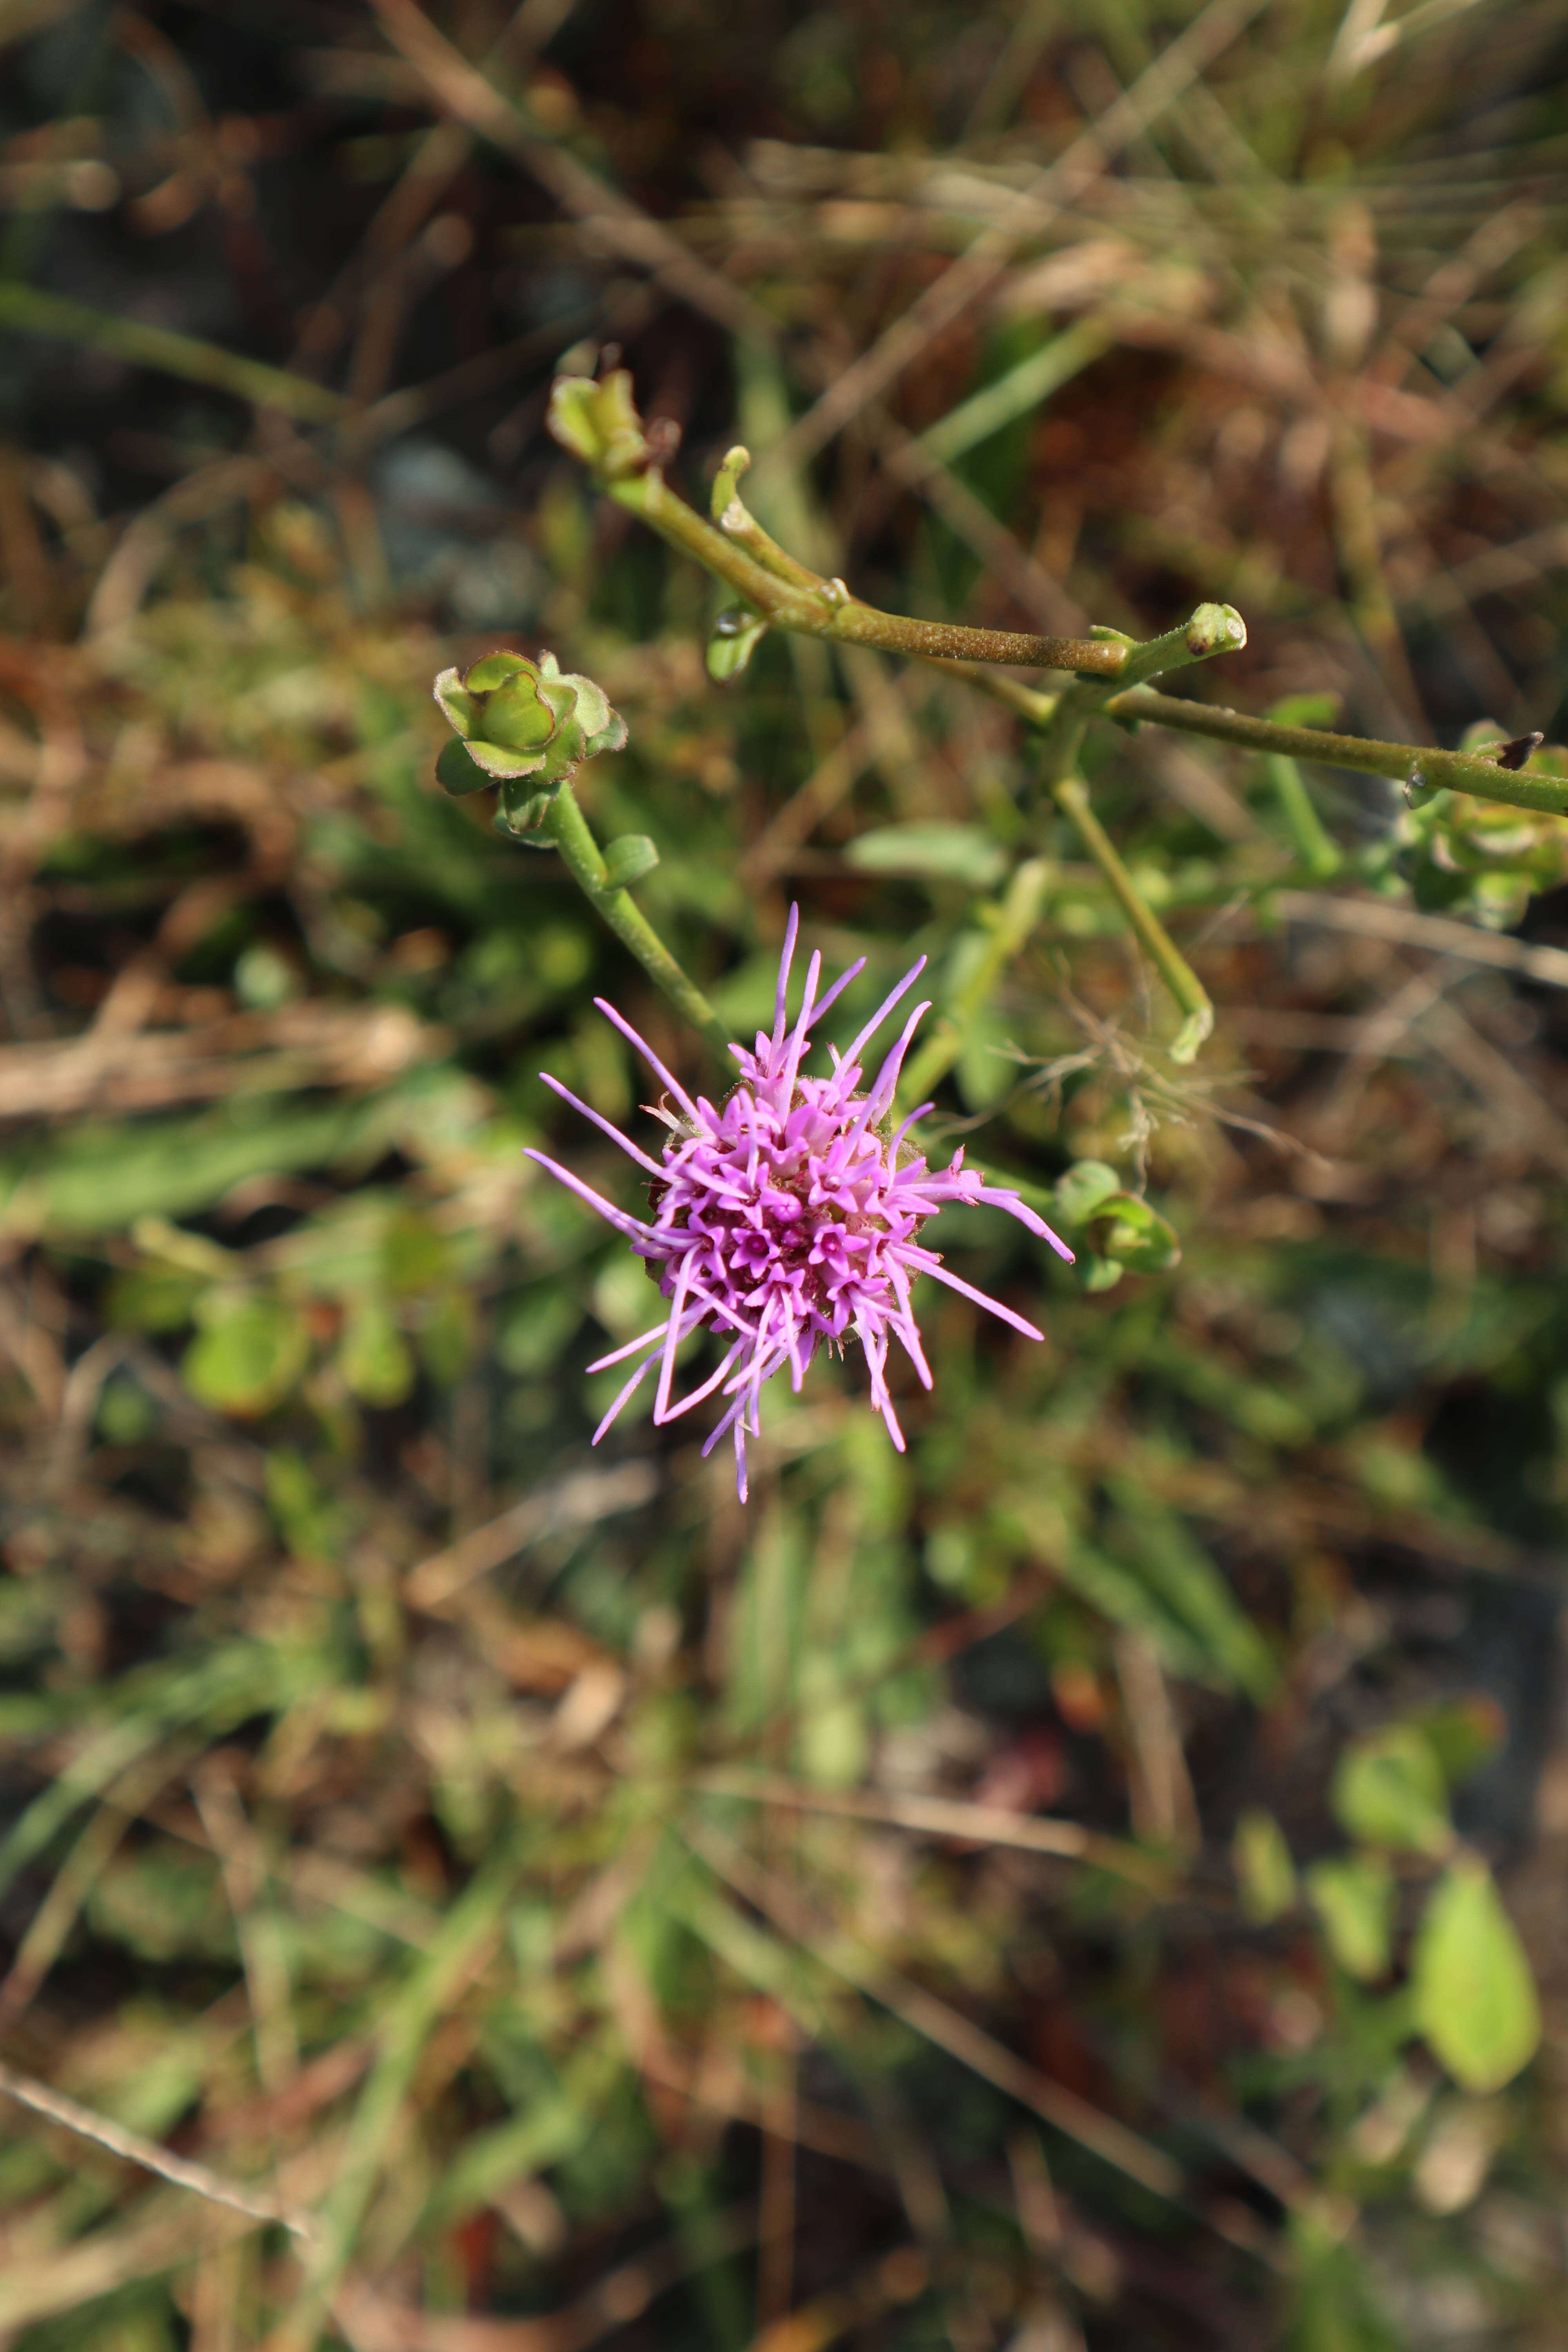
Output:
top-left (706, 606), bottom-right (769, 681)
top-left (496, 781), bottom-right (557, 840)
top-left (1415, 1696), bottom-right (1505, 1789)
top-left (96, 1372), bottom-right (159, 1445)
top-left (435, 737), bottom-right (493, 796)
top-left (1268, 691), bottom-right (1341, 730)
top-left (380, 1210), bottom-right (450, 1296)
top-left (463, 650), bottom-right (533, 693)
top-left (419, 1289), bottom-right (477, 1388)
top-left (338, 1294), bottom-right (416, 1408)
top-left (1413, 1854), bottom-right (1541, 2092)
top-left (1307, 1854), bottom-right (1394, 1980)
top-left (602, 834), bottom-right (660, 888)
top-left (105, 1262), bottom-right (207, 1333)
top-left (546, 368), bottom-right (648, 476)
top-left (1234, 1809), bottom-right (1297, 1924)
top-left (478, 685), bottom-right (557, 757)
top-left (265, 1448), bottom-right (344, 1561)
top-left (844, 823), bottom-right (1009, 890)
top-left (1332, 1724), bottom-right (1453, 1855)
top-left (1286, 2209), bottom-right (1401, 2352)
top-left (183, 1290), bottom-right (310, 1416)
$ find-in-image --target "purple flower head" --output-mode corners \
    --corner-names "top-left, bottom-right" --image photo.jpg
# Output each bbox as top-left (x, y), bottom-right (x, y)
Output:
top-left (524, 908), bottom-right (1073, 1500)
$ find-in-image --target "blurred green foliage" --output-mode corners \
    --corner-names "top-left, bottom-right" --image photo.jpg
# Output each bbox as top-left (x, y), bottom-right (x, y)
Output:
top-left (0, 0), bottom-right (1567, 2347)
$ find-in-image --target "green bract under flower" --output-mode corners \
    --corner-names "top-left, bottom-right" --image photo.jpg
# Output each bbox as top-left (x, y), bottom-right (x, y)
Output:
top-left (431, 650), bottom-right (627, 833)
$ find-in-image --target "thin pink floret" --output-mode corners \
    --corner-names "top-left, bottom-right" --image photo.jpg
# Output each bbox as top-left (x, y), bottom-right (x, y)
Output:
top-left (524, 907), bottom-right (1072, 1501)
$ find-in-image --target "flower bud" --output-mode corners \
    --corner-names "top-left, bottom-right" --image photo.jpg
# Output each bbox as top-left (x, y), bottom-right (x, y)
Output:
top-left (431, 649), bottom-right (626, 797)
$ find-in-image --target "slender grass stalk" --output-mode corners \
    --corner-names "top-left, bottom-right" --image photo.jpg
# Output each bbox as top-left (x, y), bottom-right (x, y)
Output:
top-left (1265, 755), bottom-right (1343, 880)
top-left (897, 859), bottom-right (1053, 1107)
top-left (1053, 777), bottom-right (1215, 1062)
top-left (0, 284), bottom-right (348, 424)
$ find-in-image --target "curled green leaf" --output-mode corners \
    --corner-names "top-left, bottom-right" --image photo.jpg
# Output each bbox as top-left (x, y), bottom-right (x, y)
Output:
top-left (602, 834), bottom-right (660, 889)
top-left (1234, 1808), bottom-right (1297, 1925)
top-left (706, 606), bottom-right (769, 682)
top-left (546, 368), bottom-right (650, 478)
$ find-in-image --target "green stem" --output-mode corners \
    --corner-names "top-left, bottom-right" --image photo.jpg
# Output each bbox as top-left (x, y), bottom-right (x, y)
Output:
top-left (1052, 776), bottom-right (1214, 1063)
top-left (710, 445), bottom-right (828, 592)
top-left (1265, 755), bottom-right (1341, 880)
top-left (543, 784), bottom-right (732, 1065)
top-left (897, 859), bottom-right (1053, 1109)
top-left (1111, 687), bottom-right (1568, 818)
top-left (0, 282), bottom-right (347, 424)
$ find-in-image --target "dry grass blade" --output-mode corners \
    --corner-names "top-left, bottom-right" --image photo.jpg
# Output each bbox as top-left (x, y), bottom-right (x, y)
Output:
top-left (0, 2189), bottom-right (261, 2333)
top-left (683, 1819), bottom-right (1192, 2215)
top-left (405, 1459), bottom-right (659, 1608)
top-left (693, 1769), bottom-right (1170, 1888)
top-left (0, 2060), bottom-right (315, 2239)
top-left (0, 1003), bottom-right (442, 1123)
top-left (365, 0), bottom-right (777, 347)
top-left (756, 0), bottom-right (1276, 479)
top-left (1270, 891), bottom-right (1568, 990)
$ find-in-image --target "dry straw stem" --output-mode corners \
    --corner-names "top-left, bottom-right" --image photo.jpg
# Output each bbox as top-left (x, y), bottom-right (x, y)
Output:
top-left (405, 1458), bottom-right (659, 1610)
top-left (1268, 889), bottom-right (1568, 991)
top-left (0, 2057), bottom-right (315, 2239)
top-left (684, 1818), bottom-right (1282, 2261)
top-left (693, 1768), bottom-right (1171, 1891)
top-left (365, 0), bottom-right (777, 348)
top-left (750, 0), bottom-right (1278, 481)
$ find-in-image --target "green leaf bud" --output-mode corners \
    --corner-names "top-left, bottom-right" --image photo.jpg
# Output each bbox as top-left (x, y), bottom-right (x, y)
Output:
top-left (1051, 1162), bottom-right (1181, 1278)
top-left (546, 368), bottom-right (650, 479)
top-left (1376, 733), bottom-right (1568, 930)
top-left (479, 673), bottom-right (559, 755)
top-left (706, 606), bottom-right (769, 682)
top-left (1185, 602), bottom-right (1247, 658)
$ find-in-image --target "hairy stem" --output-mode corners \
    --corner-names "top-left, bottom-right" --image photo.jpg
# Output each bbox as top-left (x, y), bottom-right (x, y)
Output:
top-left (543, 785), bottom-right (733, 1064)
top-left (607, 468), bottom-right (1129, 675)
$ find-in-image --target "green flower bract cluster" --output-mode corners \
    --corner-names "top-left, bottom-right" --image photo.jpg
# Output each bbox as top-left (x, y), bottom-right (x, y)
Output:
top-left (431, 650), bottom-right (627, 836)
